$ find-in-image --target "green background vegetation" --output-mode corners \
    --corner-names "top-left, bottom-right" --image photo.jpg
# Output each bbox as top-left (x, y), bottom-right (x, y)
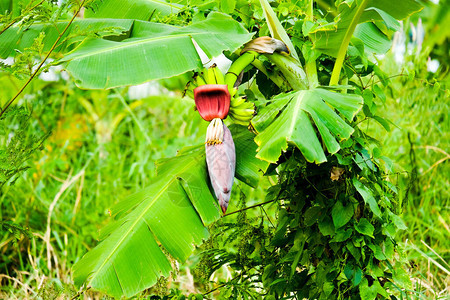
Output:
top-left (0, 0), bottom-right (448, 299)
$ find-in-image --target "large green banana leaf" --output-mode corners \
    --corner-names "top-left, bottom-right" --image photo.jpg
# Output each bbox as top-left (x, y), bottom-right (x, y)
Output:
top-left (85, 0), bottom-right (182, 20)
top-left (73, 147), bottom-right (216, 298)
top-left (0, 12), bottom-right (253, 88)
top-left (73, 127), bottom-right (267, 298)
top-left (252, 89), bottom-right (363, 164)
top-left (62, 12), bottom-right (254, 89)
top-left (312, 0), bottom-right (423, 57)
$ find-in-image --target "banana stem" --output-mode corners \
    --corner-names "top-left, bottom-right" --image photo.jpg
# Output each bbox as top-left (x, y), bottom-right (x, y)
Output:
top-left (267, 53), bottom-right (308, 90)
top-left (329, 0), bottom-right (370, 85)
top-left (305, 0), bottom-right (319, 88)
top-left (225, 51), bottom-right (259, 89)
top-left (251, 59), bottom-right (285, 88)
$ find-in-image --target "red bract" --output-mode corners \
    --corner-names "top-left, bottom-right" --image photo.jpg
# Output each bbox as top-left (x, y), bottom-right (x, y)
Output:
top-left (194, 84), bottom-right (230, 121)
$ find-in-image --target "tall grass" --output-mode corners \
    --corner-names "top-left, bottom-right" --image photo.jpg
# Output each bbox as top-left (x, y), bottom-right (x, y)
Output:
top-left (368, 49), bottom-right (449, 298)
top-left (0, 75), bottom-right (205, 298)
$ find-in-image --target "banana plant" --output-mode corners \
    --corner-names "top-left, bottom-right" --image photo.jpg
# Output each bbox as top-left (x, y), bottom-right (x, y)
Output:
top-left (70, 4), bottom-right (358, 295)
top-left (71, 0), bottom-right (418, 296)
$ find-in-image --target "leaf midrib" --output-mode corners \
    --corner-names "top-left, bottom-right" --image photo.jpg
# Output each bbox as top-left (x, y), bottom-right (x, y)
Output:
top-left (329, 0), bottom-right (370, 85)
top-left (64, 32), bottom-right (220, 61)
top-left (287, 91), bottom-right (304, 139)
top-left (88, 156), bottom-right (205, 288)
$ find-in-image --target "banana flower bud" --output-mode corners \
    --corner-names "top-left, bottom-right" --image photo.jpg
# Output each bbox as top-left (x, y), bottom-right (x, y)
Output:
top-left (205, 120), bottom-right (235, 213)
top-left (194, 83), bottom-right (235, 213)
top-left (240, 36), bottom-right (290, 55)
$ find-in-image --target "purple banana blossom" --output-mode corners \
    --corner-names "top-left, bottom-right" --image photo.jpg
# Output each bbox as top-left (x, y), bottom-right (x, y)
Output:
top-left (205, 122), bottom-right (235, 213)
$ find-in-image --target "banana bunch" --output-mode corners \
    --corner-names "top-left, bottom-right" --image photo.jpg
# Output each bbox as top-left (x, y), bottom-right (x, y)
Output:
top-left (229, 96), bottom-right (255, 126)
top-left (183, 65), bottom-right (227, 98)
top-left (184, 65), bottom-right (255, 126)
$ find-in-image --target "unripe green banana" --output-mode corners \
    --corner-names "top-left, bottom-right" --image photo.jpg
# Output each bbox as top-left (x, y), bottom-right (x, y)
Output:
top-left (212, 66), bottom-right (225, 84)
top-left (231, 96), bottom-right (246, 107)
top-left (229, 113), bottom-right (253, 123)
top-left (195, 74), bottom-right (207, 86)
top-left (229, 87), bottom-right (237, 97)
top-left (232, 108), bottom-right (254, 117)
top-left (228, 116), bottom-right (249, 125)
top-left (204, 67), bottom-right (216, 85)
top-left (228, 94), bottom-right (255, 125)
top-left (233, 101), bottom-right (254, 111)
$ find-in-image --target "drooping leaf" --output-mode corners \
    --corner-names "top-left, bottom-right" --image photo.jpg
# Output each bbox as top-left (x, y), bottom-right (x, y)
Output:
top-left (62, 13), bottom-right (254, 89)
top-left (360, 0), bottom-right (423, 22)
top-left (252, 89), bottom-right (363, 164)
top-left (312, 0), bottom-right (371, 58)
top-left (73, 147), bottom-right (220, 298)
top-left (73, 132), bottom-right (265, 297)
top-left (85, 0), bottom-right (182, 20)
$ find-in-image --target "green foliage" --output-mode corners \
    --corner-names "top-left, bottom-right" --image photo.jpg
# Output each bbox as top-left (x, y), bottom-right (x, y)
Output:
top-left (0, 220), bottom-right (32, 244)
top-left (257, 135), bottom-right (409, 299)
top-left (0, 72), bottom-right (211, 297)
top-left (192, 65), bottom-right (417, 300)
top-left (72, 126), bottom-right (267, 297)
top-left (67, 0), bottom-right (426, 298)
top-left (368, 30), bottom-right (450, 295)
top-left (312, 0), bottom-right (423, 58)
top-left (252, 89), bottom-right (363, 164)
top-left (0, 18), bottom-right (134, 58)
top-left (62, 12), bottom-right (254, 89)
top-left (72, 147), bottom-right (218, 298)
top-left (0, 106), bottom-right (48, 188)
top-left (2, 0), bottom-right (447, 299)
